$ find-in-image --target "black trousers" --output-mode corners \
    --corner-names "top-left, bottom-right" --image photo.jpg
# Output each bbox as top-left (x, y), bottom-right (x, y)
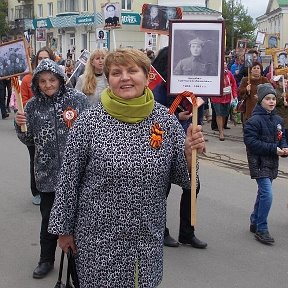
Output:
top-left (4, 79), bottom-right (11, 108)
top-left (39, 192), bottom-right (58, 263)
top-left (27, 145), bottom-right (40, 197)
top-left (165, 181), bottom-right (200, 237)
top-left (0, 88), bottom-right (6, 117)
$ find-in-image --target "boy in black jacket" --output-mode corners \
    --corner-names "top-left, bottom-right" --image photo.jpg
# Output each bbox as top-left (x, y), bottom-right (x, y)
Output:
top-left (244, 83), bottom-right (288, 245)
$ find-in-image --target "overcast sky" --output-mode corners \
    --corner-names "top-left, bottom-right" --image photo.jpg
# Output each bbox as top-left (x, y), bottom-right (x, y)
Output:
top-left (240, 0), bottom-right (269, 20)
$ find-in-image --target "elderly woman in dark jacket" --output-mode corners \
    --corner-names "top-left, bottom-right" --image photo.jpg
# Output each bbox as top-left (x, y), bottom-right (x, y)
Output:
top-left (15, 59), bottom-right (89, 279)
top-left (244, 83), bottom-right (288, 245)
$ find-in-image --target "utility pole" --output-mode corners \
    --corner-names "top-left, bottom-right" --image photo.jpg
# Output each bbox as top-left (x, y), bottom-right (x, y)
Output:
top-left (231, 0), bottom-right (234, 50)
top-left (93, 0), bottom-right (98, 43)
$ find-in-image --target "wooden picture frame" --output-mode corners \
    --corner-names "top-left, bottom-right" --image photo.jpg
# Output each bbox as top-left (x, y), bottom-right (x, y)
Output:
top-left (168, 20), bottom-right (224, 97)
top-left (0, 38), bottom-right (32, 80)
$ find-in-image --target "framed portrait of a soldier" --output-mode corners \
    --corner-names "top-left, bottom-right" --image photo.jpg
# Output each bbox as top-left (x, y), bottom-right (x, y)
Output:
top-left (169, 20), bottom-right (224, 97)
top-left (140, 4), bottom-right (182, 35)
top-left (274, 50), bottom-right (288, 70)
top-left (0, 39), bottom-right (32, 80)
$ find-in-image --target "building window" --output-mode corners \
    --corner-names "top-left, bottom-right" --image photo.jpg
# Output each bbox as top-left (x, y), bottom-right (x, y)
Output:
top-left (57, 0), bottom-right (79, 13)
top-left (122, 0), bottom-right (132, 10)
top-left (38, 4), bottom-right (43, 17)
top-left (57, 0), bottom-right (64, 13)
top-left (10, 8), bottom-right (14, 21)
top-left (48, 3), bottom-right (53, 17)
top-left (82, 0), bottom-right (88, 11)
top-left (66, 0), bottom-right (79, 12)
top-left (81, 33), bottom-right (87, 50)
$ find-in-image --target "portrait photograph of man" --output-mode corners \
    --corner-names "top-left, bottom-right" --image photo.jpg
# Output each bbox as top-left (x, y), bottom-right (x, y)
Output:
top-left (140, 4), bottom-right (182, 35)
top-left (173, 30), bottom-right (219, 76)
top-left (268, 35), bottom-right (278, 48)
top-left (103, 2), bottom-right (121, 29)
top-left (276, 51), bottom-right (288, 69)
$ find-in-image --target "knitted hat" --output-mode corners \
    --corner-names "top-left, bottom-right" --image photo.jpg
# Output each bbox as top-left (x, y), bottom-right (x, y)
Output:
top-left (257, 83), bottom-right (276, 103)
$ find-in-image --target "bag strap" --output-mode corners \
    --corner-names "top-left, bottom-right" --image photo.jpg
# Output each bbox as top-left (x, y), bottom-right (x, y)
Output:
top-left (55, 250), bottom-right (65, 286)
top-left (67, 248), bottom-right (80, 288)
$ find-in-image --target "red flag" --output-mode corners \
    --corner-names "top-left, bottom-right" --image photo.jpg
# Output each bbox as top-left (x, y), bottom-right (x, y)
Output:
top-left (148, 65), bottom-right (165, 90)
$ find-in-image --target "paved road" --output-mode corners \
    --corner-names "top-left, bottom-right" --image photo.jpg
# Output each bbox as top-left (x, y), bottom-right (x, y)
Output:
top-left (1, 116), bottom-right (288, 288)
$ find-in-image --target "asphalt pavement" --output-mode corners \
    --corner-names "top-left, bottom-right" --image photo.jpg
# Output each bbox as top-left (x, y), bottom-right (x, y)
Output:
top-left (1, 114), bottom-right (288, 288)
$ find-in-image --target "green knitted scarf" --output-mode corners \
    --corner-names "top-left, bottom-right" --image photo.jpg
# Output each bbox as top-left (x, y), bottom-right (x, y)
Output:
top-left (101, 87), bottom-right (154, 123)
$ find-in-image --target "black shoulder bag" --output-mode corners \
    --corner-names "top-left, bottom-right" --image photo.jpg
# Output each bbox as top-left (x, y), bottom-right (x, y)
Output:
top-left (54, 248), bottom-right (80, 288)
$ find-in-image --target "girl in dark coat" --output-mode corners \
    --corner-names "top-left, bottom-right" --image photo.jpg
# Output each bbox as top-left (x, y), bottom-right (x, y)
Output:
top-left (244, 83), bottom-right (288, 245)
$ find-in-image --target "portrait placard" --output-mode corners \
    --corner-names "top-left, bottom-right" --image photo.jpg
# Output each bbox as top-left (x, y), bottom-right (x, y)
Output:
top-left (236, 39), bottom-right (247, 52)
top-left (168, 20), bottom-right (224, 97)
top-left (274, 50), bottom-right (288, 69)
top-left (78, 49), bottom-right (91, 65)
top-left (0, 39), bottom-right (32, 80)
top-left (261, 55), bottom-right (272, 70)
top-left (140, 4), bottom-right (182, 35)
top-left (244, 53), bottom-right (253, 68)
top-left (255, 31), bottom-right (265, 45)
top-left (36, 28), bottom-right (47, 42)
top-left (102, 2), bottom-right (121, 29)
top-left (96, 28), bottom-right (107, 40)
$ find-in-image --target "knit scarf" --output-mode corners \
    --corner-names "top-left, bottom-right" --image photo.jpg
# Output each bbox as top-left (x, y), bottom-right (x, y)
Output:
top-left (101, 87), bottom-right (154, 123)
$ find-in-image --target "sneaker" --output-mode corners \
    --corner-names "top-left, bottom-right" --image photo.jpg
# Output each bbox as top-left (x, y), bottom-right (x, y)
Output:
top-left (255, 231), bottom-right (275, 245)
top-left (32, 195), bottom-right (41, 205)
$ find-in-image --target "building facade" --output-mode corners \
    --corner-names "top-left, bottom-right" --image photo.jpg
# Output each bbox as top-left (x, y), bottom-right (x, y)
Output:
top-left (256, 0), bottom-right (288, 49)
top-left (7, 0), bottom-right (222, 59)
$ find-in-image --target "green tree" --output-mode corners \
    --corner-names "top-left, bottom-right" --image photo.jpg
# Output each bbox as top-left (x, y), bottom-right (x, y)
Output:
top-left (0, 1), bottom-right (9, 39)
top-left (222, 0), bottom-right (257, 51)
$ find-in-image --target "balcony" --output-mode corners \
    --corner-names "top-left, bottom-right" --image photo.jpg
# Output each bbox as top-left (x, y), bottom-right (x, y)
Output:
top-left (15, 4), bottom-right (34, 20)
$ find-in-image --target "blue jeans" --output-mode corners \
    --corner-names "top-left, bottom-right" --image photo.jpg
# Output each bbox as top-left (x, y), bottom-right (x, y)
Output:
top-left (250, 178), bottom-right (273, 232)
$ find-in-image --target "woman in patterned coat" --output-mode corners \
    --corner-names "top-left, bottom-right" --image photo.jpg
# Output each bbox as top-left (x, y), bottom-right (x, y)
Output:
top-left (15, 59), bottom-right (89, 279)
top-left (48, 48), bottom-right (206, 287)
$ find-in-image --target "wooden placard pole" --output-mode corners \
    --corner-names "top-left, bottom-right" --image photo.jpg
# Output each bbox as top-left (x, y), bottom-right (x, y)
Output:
top-left (191, 100), bottom-right (198, 226)
top-left (11, 76), bottom-right (27, 132)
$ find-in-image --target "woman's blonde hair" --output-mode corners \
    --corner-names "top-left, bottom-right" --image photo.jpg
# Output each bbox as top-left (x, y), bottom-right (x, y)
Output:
top-left (104, 48), bottom-right (151, 79)
top-left (82, 49), bottom-right (107, 96)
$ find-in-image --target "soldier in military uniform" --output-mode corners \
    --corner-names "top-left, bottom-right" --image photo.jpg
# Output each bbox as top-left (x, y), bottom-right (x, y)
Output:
top-left (174, 37), bottom-right (216, 76)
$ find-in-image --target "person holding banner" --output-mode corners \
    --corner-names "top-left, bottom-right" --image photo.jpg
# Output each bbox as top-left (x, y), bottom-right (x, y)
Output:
top-left (15, 59), bottom-right (89, 279)
top-left (21, 46), bottom-right (56, 205)
top-left (75, 49), bottom-right (108, 105)
top-left (152, 46), bottom-right (207, 248)
top-left (274, 75), bottom-right (288, 141)
top-left (48, 48), bottom-right (206, 287)
top-left (238, 61), bottom-right (269, 123)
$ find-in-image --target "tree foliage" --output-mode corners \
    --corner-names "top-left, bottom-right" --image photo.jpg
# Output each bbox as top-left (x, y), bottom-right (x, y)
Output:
top-left (0, 1), bottom-right (9, 38)
top-left (222, 0), bottom-right (257, 51)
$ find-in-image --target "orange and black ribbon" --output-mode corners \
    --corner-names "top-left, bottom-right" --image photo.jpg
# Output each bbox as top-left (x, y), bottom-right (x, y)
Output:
top-left (168, 91), bottom-right (197, 115)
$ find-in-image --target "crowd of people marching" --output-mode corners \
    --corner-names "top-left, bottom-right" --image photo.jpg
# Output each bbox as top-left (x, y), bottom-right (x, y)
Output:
top-left (2, 43), bottom-right (288, 287)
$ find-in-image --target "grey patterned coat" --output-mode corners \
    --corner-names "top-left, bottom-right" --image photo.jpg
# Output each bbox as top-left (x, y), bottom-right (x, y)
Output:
top-left (15, 59), bottom-right (89, 192)
top-left (48, 103), bottom-right (191, 287)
